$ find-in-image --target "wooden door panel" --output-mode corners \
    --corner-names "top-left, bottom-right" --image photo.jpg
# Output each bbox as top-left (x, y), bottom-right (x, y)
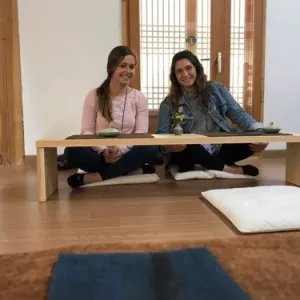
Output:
top-left (122, 0), bottom-right (265, 129)
top-left (149, 115), bottom-right (158, 134)
top-left (210, 0), bottom-right (231, 87)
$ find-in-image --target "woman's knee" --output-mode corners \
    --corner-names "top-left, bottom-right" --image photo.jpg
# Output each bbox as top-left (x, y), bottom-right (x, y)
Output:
top-left (132, 145), bottom-right (159, 153)
top-left (131, 145), bottom-right (163, 164)
top-left (64, 147), bottom-right (86, 162)
top-left (185, 144), bottom-right (210, 155)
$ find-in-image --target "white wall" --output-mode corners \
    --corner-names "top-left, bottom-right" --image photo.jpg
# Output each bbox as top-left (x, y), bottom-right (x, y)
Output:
top-left (18, 0), bottom-right (121, 154)
top-left (18, 0), bottom-right (300, 154)
top-left (263, 0), bottom-right (300, 150)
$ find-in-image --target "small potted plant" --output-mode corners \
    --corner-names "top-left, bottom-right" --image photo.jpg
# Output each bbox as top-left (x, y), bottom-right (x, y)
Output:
top-left (173, 109), bottom-right (184, 135)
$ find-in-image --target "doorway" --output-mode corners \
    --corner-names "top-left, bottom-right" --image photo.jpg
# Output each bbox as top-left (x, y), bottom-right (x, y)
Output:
top-left (122, 0), bottom-right (266, 132)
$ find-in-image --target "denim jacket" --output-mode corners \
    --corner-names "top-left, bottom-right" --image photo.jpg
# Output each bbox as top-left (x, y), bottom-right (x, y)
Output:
top-left (156, 82), bottom-right (263, 134)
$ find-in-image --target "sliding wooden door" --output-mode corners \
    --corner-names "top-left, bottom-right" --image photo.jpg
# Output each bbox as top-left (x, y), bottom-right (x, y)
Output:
top-left (185, 0), bottom-right (230, 87)
top-left (122, 0), bottom-right (266, 131)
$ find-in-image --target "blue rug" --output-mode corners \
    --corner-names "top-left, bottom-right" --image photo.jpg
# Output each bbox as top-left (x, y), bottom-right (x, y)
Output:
top-left (47, 247), bottom-right (249, 300)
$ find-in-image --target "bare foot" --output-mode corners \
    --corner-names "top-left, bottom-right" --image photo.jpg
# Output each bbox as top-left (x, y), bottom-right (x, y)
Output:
top-left (83, 173), bottom-right (103, 185)
top-left (128, 168), bottom-right (142, 176)
top-left (222, 164), bottom-right (259, 176)
top-left (223, 165), bottom-right (243, 175)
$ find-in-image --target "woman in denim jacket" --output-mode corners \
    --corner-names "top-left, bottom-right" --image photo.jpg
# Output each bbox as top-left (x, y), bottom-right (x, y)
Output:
top-left (156, 50), bottom-right (268, 176)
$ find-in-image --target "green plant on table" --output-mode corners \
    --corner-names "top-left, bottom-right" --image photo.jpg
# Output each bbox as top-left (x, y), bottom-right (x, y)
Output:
top-left (173, 110), bottom-right (184, 135)
top-left (175, 113), bottom-right (184, 123)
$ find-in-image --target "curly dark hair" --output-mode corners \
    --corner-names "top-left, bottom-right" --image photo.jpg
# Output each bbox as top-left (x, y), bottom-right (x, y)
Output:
top-left (168, 50), bottom-right (212, 110)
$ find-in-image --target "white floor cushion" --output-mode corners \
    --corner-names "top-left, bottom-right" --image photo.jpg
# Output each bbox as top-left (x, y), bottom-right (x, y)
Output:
top-left (168, 165), bottom-right (254, 181)
top-left (206, 170), bottom-right (253, 179)
top-left (79, 174), bottom-right (160, 188)
top-left (202, 185), bottom-right (300, 233)
top-left (168, 165), bottom-right (213, 180)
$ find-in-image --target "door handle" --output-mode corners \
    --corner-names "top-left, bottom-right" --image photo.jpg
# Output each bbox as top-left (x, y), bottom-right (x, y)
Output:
top-left (217, 52), bottom-right (222, 73)
top-left (185, 36), bottom-right (197, 45)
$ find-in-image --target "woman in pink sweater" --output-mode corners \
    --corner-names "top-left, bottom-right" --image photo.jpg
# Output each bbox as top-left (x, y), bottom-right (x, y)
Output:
top-left (64, 46), bottom-right (162, 188)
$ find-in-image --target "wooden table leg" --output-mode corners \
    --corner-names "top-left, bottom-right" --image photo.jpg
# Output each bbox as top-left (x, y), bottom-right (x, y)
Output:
top-left (285, 142), bottom-right (300, 186)
top-left (37, 147), bottom-right (58, 202)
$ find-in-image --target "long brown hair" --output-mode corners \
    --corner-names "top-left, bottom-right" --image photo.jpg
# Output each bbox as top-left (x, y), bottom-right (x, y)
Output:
top-left (96, 46), bottom-right (137, 121)
top-left (168, 50), bottom-right (211, 110)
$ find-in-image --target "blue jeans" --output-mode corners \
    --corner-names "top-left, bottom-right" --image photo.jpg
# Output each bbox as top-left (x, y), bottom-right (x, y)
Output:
top-left (64, 145), bottom-right (163, 180)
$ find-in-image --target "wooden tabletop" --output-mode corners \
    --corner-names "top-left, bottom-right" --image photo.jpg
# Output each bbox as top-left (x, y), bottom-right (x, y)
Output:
top-left (36, 133), bottom-right (300, 148)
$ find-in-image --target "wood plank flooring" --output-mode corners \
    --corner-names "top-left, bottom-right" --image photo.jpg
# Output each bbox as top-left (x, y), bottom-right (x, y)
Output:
top-left (0, 157), bottom-right (286, 254)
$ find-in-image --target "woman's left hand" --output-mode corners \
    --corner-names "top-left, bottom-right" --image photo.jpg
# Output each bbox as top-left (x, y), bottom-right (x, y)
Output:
top-left (106, 146), bottom-right (123, 163)
top-left (249, 143), bottom-right (268, 153)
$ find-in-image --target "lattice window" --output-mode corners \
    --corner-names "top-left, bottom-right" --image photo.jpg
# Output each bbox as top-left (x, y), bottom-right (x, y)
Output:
top-left (230, 0), bottom-right (247, 106)
top-left (196, 0), bottom-right (211, 79)
top-left (124, 0), bottom-right (265, 120)
top-left (140, 0), bottom-right (186, 109)
top-left (140, 0), bottom-right (249, 109)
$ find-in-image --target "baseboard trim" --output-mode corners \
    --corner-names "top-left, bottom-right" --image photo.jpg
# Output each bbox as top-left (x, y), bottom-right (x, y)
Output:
top-left (25, 155), bottom-right (37, 170)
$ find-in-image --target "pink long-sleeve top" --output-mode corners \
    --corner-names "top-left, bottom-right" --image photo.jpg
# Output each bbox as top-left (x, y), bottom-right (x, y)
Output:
top-left (81, 87), bottom-right (149, 153)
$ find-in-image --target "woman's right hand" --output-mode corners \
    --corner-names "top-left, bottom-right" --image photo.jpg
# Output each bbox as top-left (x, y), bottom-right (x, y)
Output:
top-left (162, 145), bottom-right (187, 153)
top-left (103, 147), bottom-right (122, 163)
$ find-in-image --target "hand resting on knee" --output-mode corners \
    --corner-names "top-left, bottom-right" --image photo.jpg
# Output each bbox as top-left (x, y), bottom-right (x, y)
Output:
top-left (103, 146), bottom-right (123, 163)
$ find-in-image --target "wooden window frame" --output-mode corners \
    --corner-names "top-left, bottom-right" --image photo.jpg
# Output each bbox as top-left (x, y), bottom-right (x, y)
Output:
top-left (121, 0), bottom-right (266, 122)
top-left (0, 0), bottom-right (24, 166)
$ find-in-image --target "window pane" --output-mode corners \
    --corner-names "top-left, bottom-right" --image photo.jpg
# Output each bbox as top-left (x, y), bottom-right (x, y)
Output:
top-left (230, 0), bottom-right (253, 111)
top-left (196, 0), bottom-right (211, 79)
top-left (140, 0), bottom-right (186, 109)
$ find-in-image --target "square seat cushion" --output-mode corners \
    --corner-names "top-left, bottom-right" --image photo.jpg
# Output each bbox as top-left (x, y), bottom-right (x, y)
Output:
top-left (201, 185), bottom-right (300, 233)
top-left (80, 174), bottom-right (160, 187)
top-left (168, 165), bottom-right (253, 181)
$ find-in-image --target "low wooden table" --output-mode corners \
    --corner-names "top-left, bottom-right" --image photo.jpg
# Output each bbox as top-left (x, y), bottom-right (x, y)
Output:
top-left (36, 133), bottom-right (300, 202)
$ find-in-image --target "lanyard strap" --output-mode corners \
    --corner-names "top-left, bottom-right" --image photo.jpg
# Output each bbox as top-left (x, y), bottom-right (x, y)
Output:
top-left (120, 87), bottom-right (128, 133)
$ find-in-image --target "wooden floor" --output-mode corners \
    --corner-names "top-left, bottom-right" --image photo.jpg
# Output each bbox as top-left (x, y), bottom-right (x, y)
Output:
top-left (0, 157), bottom-right (286, 254)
